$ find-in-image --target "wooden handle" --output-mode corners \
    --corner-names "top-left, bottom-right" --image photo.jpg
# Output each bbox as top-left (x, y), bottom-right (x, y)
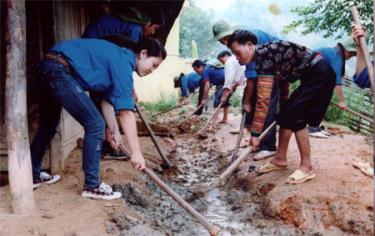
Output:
top-left (143, 167), bottom-right (220, 234)
top-left (134, 103), bottom-right (174, 167)
top-left (331, 101), bottom-right (373, 123)
top-left (176, 92), bottom-right (216, 127)
top-left (219, 121), bottom-right (276, 183)
top-left (351, 6), bottom-right (375, 91)
top-left (231, 113), bottom-right (247, 162)
top-left (152, 105), bottom-right (181, 117)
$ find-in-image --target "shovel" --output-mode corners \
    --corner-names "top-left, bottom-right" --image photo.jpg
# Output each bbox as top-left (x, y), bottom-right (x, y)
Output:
top-left (152, 104), bottom-right (182, 118)
top-left (231, 113), bottom-right (247, 163)
top-left (118, 145), bottom-right (221, 236)
top-left (135, 103), bottom-right (179, 172)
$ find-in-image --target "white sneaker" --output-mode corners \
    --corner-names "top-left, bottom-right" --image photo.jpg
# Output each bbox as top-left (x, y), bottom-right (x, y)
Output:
top-left (81, 182), bottom-right (122, 200)
top-left (309, 131), bottom-right (328, 139)
top-left (33, 171), bottom-right (61, 189)
top-left (253, 150), bottom-right (276, 161)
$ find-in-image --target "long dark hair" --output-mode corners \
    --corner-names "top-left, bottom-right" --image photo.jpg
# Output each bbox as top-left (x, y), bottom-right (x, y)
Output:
top-left (102, 34), bottom-right (166, 59)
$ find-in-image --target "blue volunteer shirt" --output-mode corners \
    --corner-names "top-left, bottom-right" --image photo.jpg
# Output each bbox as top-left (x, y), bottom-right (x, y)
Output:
top-left (202, 65), bottom-right (225, 86)
top-left (180, 72), bottom-right (202, 97)
top-left (353, 67), bottom-right (371, 89)
top-left (51, 39), bottom-right (136, 111)
top-left (316, 45), bottom-right (344, 85)
top-left (243, 28), bottom-right (280, 79)
top-left (83, 15), bottom-right (143, 42)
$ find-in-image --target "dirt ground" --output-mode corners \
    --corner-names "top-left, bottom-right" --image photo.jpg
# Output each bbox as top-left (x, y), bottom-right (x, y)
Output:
top-left (0, 109), bottom-right (373, 236)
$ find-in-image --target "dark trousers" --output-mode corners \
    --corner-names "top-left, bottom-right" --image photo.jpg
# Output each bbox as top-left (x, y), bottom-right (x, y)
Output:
top-left (244, 79), bottom-right (279, 151)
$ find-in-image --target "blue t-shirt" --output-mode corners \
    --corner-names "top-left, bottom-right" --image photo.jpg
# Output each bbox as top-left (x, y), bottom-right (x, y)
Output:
top-left (316, 46), bottom-right (344, 85)
top-left (83, 15), bottom-right (143, 42)
top-left (51, 39), bottom-right (136, 111)
top-left (353, 67), bottom-right (371, 89)
top-left (180, 72), bottom-right (202, 97)
top-left (243, 28), bottom-right (280, 79)
top-left (202, 65), bottom-right (225, 86)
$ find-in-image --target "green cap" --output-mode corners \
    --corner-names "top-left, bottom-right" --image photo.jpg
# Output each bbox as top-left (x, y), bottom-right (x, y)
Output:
top-left (338, 38), bottom-right (357, 53)
top-left (112, 7), bottom-right (150, 25)
top-left (210, 20), bottom-right (239, 42)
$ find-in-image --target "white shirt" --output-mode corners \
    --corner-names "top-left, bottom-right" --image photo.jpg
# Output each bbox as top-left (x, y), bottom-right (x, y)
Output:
top-left (223, 55), bottom-right (246, 89)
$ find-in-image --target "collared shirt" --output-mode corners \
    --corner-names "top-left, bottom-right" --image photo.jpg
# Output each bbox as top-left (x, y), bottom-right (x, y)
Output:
top-left (316, 45), bottom-right (344, 85)
top-left (83, 15), bottom-right (143, 42)
top-left (243, 28), bottom-right (280, 79)
top-left (51, 39), bottom-right (136, 111)
top-left (223, 55), bottom-right (246, 89)
top-left (353, 67), bottom-right (371, 89)
top-left (180, 72), bottom-right (202, 97)
top-left (202, 65), bottom-right (225, 86)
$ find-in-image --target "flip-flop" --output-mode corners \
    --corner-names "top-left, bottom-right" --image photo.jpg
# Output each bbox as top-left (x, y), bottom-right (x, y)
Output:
top-left (286, 169), bottom-right (316, 184)
top-left (256, 161), bottom-right (287, 174)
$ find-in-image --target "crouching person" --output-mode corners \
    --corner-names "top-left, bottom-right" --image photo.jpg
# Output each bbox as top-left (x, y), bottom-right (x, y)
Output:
top-left (30, 37), bottom-right (166, 199)
top-left (228, 30), bottom-right (336, 184)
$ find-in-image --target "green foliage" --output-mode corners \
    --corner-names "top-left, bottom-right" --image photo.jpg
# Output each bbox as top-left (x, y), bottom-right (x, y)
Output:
top-left (138, 94), bottom-right (178, 114)
top-left (179, 1), bottom-right (218, 58)
top-left (283, 0), bottom-right (373, 40)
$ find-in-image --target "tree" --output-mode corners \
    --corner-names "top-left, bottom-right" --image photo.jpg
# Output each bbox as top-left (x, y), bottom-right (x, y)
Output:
top-left (283, 0), bottom-right (373, 40)
top-left (179, 1), bottom-right (218, 58)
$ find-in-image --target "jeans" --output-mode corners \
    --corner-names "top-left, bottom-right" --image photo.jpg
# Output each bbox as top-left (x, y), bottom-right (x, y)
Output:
top-left (244, 79), bottom-right (279, 151)
top-left (30, 59), bottom-right (104, 188)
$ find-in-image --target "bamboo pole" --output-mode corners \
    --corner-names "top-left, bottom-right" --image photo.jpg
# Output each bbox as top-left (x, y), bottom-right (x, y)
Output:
top-left (5, 0), bottom-right (37, 214)
top-left (351, 6), bottom-right (375, 92)
top-left (331, 101), bottom-right (373, 123)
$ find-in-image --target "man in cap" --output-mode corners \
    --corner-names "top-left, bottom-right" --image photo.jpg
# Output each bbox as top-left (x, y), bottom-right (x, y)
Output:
top-left (308, 39), bottom-right (357, 138)
top-left (211, 20), bottom-right (280, 160)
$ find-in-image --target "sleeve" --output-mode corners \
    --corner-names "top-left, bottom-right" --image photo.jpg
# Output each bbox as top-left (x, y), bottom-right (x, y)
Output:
top-left (335, 59), bottom-right (344, 85)
top-left (223, 59), bottom-right (237, 89)
top-left (251, 76), bottom-right (274, 137)
top-left (245, 62), bottom-right (257, 79)
top-left (180, 76), bottom-right (189, 97)
top-left (128, 24), bottom-right (143, 42)
top-left (353, 68), bottom-right (370, 89)
top-left (105, 54), bottom-right (135, 111)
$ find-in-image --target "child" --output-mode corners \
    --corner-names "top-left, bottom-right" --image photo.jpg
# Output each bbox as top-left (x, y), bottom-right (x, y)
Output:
top-left (228, 30), bottom-right (336, 184)
top-left (30, 37), bottom-right (166, 199)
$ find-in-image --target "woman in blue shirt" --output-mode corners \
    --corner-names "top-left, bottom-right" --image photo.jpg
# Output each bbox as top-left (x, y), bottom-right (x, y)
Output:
top-left (30, 37), bottom-right (166, 200)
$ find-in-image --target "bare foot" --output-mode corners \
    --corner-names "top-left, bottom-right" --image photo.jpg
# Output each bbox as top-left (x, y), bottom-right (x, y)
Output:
top-left (219, 119), bottom-right (227, 124)
top-left (270, 157), bottom-right (288, 167)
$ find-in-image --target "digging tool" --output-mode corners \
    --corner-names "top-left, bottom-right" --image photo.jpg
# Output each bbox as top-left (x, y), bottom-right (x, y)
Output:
top-left (351, 6), bottom-right (375, 91)
top-left (175, 92), bottom-right (216, 127)
top-left (134, 103), bottom-right (176, 170)
top-left (196, 85), bottom-right (237, 135)
top-left (118, 145), bottom-right (221, 236)
top-left (218, 121), bottom-right (277, 185)
top-left (231, 113), bottom-right (247, 163)
top-left (195, 101), bottom-right (224, 135)
top-left (331, 101), bottom-right (373, 123)
top-left (152, 105), bottom-right (182, 117)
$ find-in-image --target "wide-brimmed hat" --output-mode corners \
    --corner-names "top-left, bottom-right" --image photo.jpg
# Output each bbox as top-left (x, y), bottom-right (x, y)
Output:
top-left (338, 38), bottom-right (357, 53)
top-left (210, 20), bottom-right (239, 42)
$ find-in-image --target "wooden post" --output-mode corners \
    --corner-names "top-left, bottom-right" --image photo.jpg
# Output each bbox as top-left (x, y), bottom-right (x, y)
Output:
top-left (5, 0), bottom-right (37, 214)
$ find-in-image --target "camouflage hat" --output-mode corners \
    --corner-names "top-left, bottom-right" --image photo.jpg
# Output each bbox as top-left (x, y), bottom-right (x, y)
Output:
top-left (338, 38), bottom-right (357, 53)
top-left (210, 20), bottom-right (239, 42)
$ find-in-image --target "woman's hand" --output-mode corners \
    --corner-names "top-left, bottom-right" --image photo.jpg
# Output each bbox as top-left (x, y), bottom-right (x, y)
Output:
top-left (131, 152), bottom-right (146, 171)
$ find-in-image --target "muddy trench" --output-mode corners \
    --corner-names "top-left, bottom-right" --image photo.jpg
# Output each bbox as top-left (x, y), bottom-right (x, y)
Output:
top-left (104, 115), bottom-right (319, 236)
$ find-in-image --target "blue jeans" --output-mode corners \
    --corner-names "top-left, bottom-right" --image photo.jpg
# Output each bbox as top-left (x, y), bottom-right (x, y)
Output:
top-left (244, 79), bottom-right (279, 151)
top-left (30, 59), bottom-right (104, 188)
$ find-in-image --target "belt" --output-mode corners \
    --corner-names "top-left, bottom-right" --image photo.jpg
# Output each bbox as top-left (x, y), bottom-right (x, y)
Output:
top-left (45, 53), bottom-right (73, 74)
